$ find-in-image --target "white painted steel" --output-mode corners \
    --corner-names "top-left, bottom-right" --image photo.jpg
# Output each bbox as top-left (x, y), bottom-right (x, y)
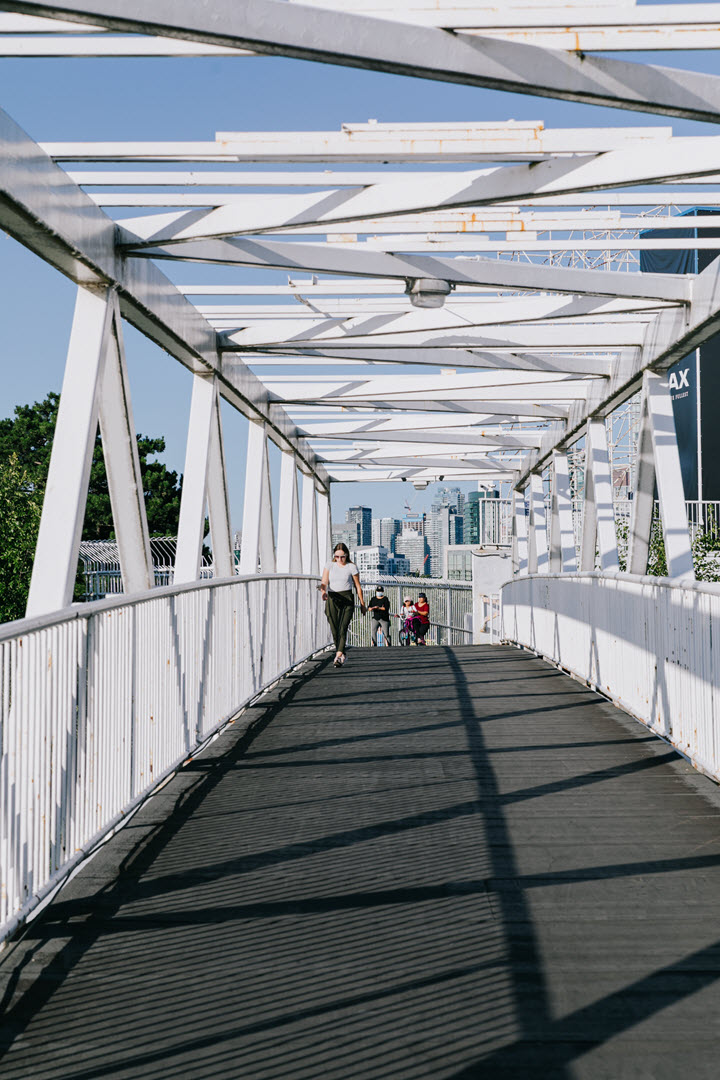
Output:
top-left (646, 371), bottom-right (694, 581)
top-left (97, 294), bottom-right (154, 594)
top-left (587, 418), bottom-right (619, 572)
top-left (173, 373), bottom-right (216, 584)
top-left (0, 574), bottom-right (329, 945)
top-left (25, 287), bottom-right (112, 617)
top-left (501, 572), bottom-right (720, 783)
top-left (239, 421), bottom-right (276, 575)
top-left (549, 450), bottom-right (576, 573)
top-left (528, 474), bottom-right (548, 574)
top-left (277, 452), bottom-right (303, 574)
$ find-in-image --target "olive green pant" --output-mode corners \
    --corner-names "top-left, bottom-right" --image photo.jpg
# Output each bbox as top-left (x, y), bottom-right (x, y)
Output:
top-left (325, 590), bottom-right (355, 654)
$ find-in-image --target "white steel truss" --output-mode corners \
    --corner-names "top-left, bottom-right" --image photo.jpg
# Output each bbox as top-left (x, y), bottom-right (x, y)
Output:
top-left (1, 0), bottom-right (718, 594)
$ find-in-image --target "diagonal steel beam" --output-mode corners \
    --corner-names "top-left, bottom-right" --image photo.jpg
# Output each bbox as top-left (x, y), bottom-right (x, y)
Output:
top-left (10, 0), bottom-right (720, 123)
top-left (129, 236), bottom-right (690, 303)
top-left (0, 100), bottom-right (329, 487)
top-left (231, 348), bottom-right (618, 376)
top-left (116, 138), bottom-right (720, 243)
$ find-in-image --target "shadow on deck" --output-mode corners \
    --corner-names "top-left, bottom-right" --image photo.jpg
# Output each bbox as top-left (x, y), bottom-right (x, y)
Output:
top-left (3, 645), bottom-right (720, 1079)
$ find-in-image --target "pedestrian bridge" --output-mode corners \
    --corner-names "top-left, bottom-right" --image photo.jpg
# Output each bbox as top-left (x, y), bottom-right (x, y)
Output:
top-left (3, 640), bottom-right (720, 1079)
top-left (6, 1), bottom-right (720, 1075)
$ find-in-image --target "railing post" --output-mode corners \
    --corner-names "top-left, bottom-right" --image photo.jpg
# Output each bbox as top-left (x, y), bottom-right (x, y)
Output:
top-left (549, 450), bottom-right (577, 572)
top-left (277, 451), bottom-right (302, 573)
top-left (240, 420), bottom-right (276, 574)
top-left (512, 487), bottom-right (528, 575)
top-left (528, 473), bottom-right (548, 574)
top-left (27, 287), bottom-right (113, 616)
top-left (586, 418), bottom-right (619, 572)
top-left (646, 371), bottom-right (694, 580)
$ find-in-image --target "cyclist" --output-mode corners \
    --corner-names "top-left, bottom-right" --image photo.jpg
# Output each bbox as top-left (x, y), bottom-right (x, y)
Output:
top-left (396, 597), bottom-right (419, 646)
top-left (367, 585), bottom-right (391, 646)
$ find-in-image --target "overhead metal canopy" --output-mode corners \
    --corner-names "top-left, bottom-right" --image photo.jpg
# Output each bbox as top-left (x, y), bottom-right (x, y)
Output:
top-left (2, 0), bottom-right (720, 495)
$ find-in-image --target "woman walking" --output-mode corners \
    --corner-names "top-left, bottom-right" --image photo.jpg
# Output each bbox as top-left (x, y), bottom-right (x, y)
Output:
top-left (320, 543), bottom-right (366, 667)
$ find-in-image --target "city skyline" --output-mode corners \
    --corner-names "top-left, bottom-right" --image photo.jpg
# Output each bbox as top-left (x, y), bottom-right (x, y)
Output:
top-left (331, 483), bottom-right (505, 578)
top-left (329, 479), bottom-right (493, 526)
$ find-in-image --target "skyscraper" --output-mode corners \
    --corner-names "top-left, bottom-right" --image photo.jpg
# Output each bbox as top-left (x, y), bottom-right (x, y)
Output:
top-left (394, 530), bottom-right (430, 576)
top-left (372, 516), bottom-right (402, 551)
top-left (346, 506), bottom-right (372, 547)
top-left (427, 504), bottom-right (462, 577)
top-left (465, 492), bottom-right (480, 545)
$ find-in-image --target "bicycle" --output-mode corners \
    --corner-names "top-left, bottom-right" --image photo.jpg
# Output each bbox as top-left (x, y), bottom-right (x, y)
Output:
top-left (398, 620), bottom-right (417, 647)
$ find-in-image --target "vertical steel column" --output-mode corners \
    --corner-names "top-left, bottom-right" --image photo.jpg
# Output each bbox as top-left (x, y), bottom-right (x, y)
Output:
top-left (647, 371), bottom-right (694, 580)
top-left (580, 433), bottom-right (597, 572)
top-left (300, 471), bottom-right (319, 575)
top-left (277, 451), bottom-right (302, 573)
top-left (26, 287), bottom-right (113, 616)
top-left (512, 487), bottom-right (528, 575)
top-left (206, 385), bottom-right (234, 579)
top-left (528, 473), bottom-right (548, 574)
top-left (628, 376), bottom-right (656, 576)
top-left (97, 296), bottom-right (153, 594)
top-left (239, 420), bottom-right (275, 574)
top-left (316, 487), bottom-right (332, 571)
top-left (587, 419), bottom-right (619, 572)
top-left (174, 373), bottom-right (213, 584)
top-left (176, 373), bottom-right (233, 583)
top-left (549, 450), bottom-right (577, 572)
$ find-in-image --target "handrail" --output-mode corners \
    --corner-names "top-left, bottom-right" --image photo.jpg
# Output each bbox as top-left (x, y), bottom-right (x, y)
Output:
top-left (501, 571), bottom-right (720, 783)
top-left (0, 573), bottom-right (330, 944)
top-left (507, 568), bottom-right (720, 596)
top-left (0, 572), bottom-right (322, 642)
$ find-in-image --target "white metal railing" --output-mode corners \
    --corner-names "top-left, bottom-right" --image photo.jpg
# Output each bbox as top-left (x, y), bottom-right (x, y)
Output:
top-left (0, 574), bottom-right (329, 944)
top-left (685, 501), bottom-right (720, 538)
top-left (500, 572), bottom-right (720, 782)
top-left (348, 578), bottom-right (473, 646)
top-left (477, 593), bottom-right (501, 644)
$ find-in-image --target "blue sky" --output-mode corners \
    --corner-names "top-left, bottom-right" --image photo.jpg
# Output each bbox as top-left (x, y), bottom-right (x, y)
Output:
top-left (1, 46), bottom-right (716, 526)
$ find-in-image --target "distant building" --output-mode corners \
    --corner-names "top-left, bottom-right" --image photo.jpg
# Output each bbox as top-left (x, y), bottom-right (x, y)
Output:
top-left (394, 529), bottom-right (430, 575)
top-left (372, 516), bottom-right (402, 551)
top-left (402, 513), bottom-right (426, 535)
top-left (445, 545), bottom-right (475, 581)
top-left (387, 553), bottom-right (410, 576)
top-left (465, 494), bottom-right (480, 546)
top-left (352, 545), bottom-right (389, 575)
top-left (347, 506), bottom-right (372, 547)
top-left (426, 504), bottom-right (462, 577)
top-left (331, 522), bottom-right (356, 550)
top-left (465, 489), bottom-right (506, 547)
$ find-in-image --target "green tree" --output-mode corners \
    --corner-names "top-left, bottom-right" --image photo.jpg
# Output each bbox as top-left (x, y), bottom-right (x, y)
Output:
top-left (0, 454), bottom-right (43, 624)
top-left (0, 392), bottom-right (184, 622)
top-left (0, 392), bottom-right (182, 538)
